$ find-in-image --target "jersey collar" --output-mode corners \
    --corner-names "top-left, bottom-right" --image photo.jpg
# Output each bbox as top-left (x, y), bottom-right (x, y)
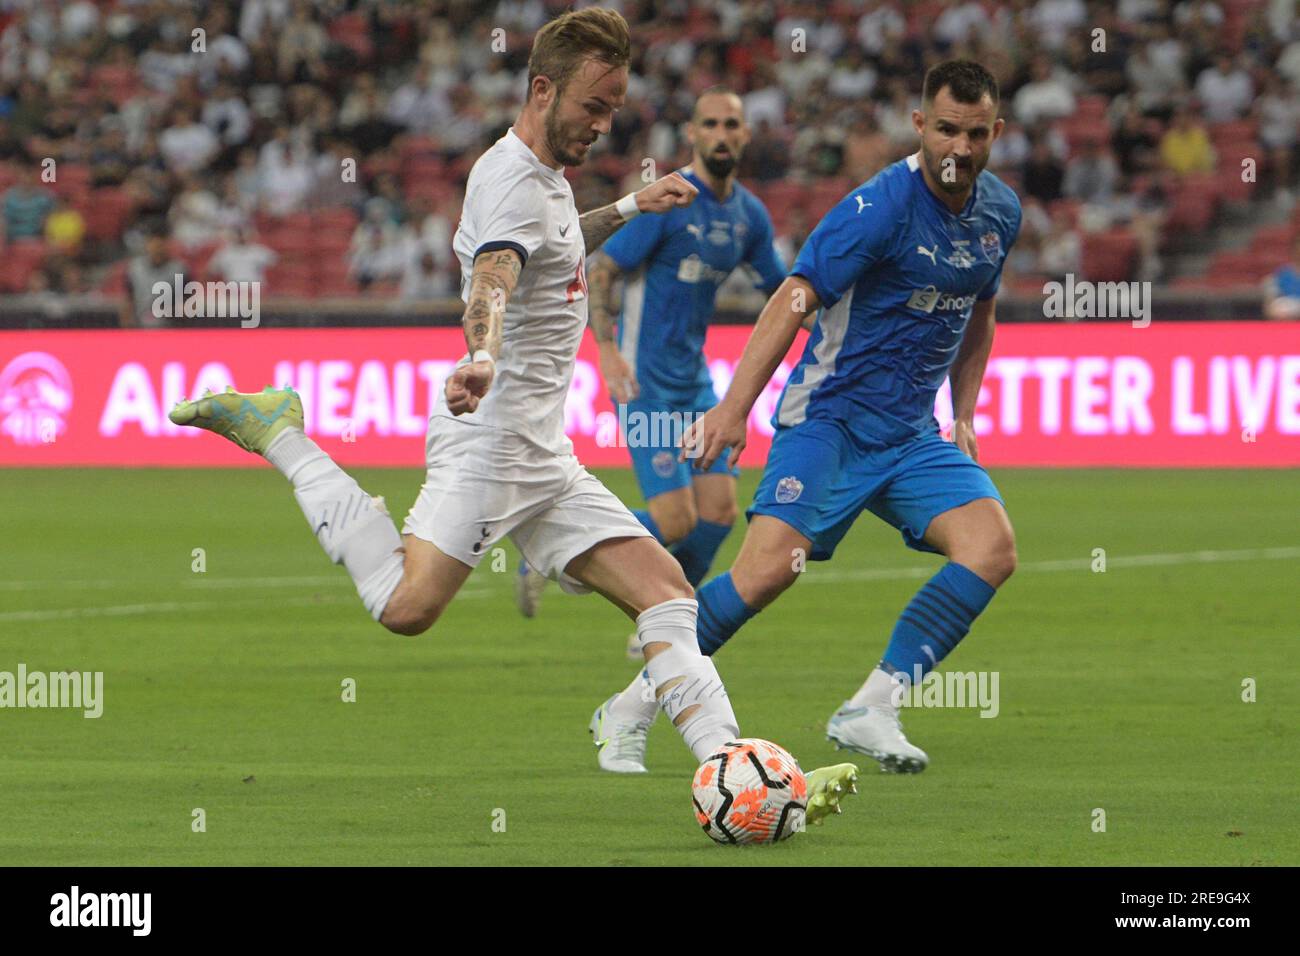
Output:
top-left (908, 150), bottom-right (980, 222)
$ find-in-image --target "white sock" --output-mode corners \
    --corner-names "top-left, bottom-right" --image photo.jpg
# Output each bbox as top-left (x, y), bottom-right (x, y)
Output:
top-left (638, 598), bottom-right (738, 762)
top-left (606, 668), bottom-right (659, 725)
top-left (264, 427), bottom-right (403, 620)
top-left (848, 666), bottom-right (902, 711)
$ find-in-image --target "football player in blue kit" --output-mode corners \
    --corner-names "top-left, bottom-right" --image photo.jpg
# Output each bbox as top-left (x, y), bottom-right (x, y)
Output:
top-left (594, 60), bottom-right (1023, 774)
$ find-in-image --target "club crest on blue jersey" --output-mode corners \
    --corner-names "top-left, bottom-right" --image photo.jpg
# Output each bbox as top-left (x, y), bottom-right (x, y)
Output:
top-left (652, 450), bottom-right (676, 477)
top-left (774, 476), bottom-right (804, 503)
top-left (980, 231), bottom-right (1001, 260)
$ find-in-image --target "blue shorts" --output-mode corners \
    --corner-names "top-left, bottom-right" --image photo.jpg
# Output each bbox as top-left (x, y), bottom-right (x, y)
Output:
top-left (625, 389), bottom-right (738, 501)
top-left (748, 418), bottom-right (1003, 559)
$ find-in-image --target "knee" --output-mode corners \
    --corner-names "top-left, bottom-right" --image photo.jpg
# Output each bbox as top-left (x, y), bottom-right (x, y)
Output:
top-left (734, 558), bottom-right (797, 609)
top-left (380, 600), bottom-right (443, 637)
top-left (697, 500), bottom-right (738, 528)
top-left (652, 503), bottom-right (697, 546)
top-left (958, 530), bottom-right (1017, 588)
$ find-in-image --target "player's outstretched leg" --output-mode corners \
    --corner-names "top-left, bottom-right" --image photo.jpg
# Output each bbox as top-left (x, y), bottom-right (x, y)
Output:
top-left (830, 498), bottom-right (1016, 773)
top-left (595, 514), bottom-right (807, 768)
top-left (169, 386), bottom-right (412, 629)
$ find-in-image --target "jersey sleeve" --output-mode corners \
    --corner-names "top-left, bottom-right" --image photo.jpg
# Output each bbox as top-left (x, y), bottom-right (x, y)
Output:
top-left (469, 170), bottom-right (549, 266)
top-left (790, 187), bottom-right (895, 308)
top-left (601, 211), bottom-right (666, 271)
top-left (745, 201), bottom-right (788, 292)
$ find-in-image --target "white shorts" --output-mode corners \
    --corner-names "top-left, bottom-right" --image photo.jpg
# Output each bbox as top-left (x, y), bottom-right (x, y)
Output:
top-left (401, 417), bottom-right (651, 593)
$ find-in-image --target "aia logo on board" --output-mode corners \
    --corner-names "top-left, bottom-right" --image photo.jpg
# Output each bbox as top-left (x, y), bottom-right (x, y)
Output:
top-left (0, 351), bottom-right (72, 445)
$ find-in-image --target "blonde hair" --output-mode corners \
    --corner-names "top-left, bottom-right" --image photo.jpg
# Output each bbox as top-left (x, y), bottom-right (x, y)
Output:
top-left (526, 8), bottom-right (630, 101)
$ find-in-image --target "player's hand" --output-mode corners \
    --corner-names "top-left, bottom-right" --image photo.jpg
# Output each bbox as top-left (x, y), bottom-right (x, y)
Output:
top-left (954, 419), bottom-right (979, 461)
top-left (635, 172), bottom-right (698, 215)
top-left (445, 359), bottom-right (494, 415)
top-left (680, 403), bottom-right (748, 471)
top-left (597, 342), bottom-right (639, 404)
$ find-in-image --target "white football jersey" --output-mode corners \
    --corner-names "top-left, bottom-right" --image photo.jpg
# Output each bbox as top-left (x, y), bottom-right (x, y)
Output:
top-left (434, 127), bottom-right (587, 454)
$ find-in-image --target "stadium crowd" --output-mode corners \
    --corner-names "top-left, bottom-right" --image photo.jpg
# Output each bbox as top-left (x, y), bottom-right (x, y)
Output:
top-left (0, 0), bottom-right (1297, 321)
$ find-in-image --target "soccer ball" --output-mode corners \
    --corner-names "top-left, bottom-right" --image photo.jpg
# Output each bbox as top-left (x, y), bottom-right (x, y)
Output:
top-left (691, 738), bottom-right (807, 845)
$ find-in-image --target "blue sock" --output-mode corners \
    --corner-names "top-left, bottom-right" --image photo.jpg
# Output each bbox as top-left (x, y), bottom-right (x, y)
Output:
top-left (632, 509), bottom-right (663, 543)
top-left (696, 571), bottom-right (757, 655)
top-left (672, 519), bottom-right (732, 587)
top-left (881, 562), bottom-right (996, 681)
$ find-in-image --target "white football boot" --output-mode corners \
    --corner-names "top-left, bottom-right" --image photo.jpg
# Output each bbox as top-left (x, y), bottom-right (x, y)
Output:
top-left (826, 703), bottom-right (929, 773)
top-left (589, 695), bottom-right (651, 774)
top-left (514, 559), bottom-right (548, 618)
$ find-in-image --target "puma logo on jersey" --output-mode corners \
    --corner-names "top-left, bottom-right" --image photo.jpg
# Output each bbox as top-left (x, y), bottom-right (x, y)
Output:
top-left (686, 223), bottom-right (704, 241)
top-left (854, 195), bottom-right (872, 213)
top-left (916, 244), bottom-right (938, 265)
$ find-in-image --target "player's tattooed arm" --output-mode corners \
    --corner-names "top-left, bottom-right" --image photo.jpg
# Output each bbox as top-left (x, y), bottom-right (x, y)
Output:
top-left (586, 252), bottom-right (639, 402)
top-left (445, 248), bottom-right (521, 415)
top-left (580, 172), bottom-right (700, 251)
top-left (578, 203), bottom-right (627, 252)
top-left (461, 248), bottom-right (522, 360)
top-left (586, 252), bottom-right (621, 343)
top-left (949, 296), bottom-right (997, 460)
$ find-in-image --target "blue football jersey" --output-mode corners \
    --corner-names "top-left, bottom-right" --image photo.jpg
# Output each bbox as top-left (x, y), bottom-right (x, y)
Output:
top-left (603, 169), bottom-right (787, 403)
top-left (779, 152), bottom-right (1022, 445)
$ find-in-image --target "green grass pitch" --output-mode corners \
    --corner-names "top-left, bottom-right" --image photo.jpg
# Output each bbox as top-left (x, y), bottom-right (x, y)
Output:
top-left (1, 466), bottom-right (1296, 866)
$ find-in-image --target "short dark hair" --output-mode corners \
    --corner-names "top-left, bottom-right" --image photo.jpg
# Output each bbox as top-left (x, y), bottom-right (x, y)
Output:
top-left (692, 85), bottom-right (743, 121)
top-left (922, 60), bottom-right (999, 107)
top-left (526, 8), bottom-right (630, 101)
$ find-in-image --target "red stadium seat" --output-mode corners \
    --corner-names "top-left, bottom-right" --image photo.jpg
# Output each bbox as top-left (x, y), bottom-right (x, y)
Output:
top-left (82, 187), bottom-right (135, 241)
top-left (97, 259), bottom-right (130, 295)
top-left (1080, 229), bottom-right (1139, 282)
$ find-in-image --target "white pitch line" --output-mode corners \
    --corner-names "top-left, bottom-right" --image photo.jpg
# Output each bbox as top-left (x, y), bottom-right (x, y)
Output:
top-left (0, 588), bottom-right (490, 624)
top-left (2, 547), bottom-right (1295, 620)
top-left (801, 546), bottom-right (1300, 585)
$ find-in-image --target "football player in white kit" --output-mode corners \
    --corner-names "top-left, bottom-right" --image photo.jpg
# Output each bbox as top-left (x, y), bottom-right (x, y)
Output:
top-left (168, 8), bottom-right (855, 821)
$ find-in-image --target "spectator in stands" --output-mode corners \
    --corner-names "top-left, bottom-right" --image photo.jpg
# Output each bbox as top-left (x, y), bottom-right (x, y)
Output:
top-left (1023, 134), bottom-right (1066, 203)
top-left (208, 226), bottom-right (278, 286)
top-left (1111, 103), bottom-right (1159, 175)
top-left (213, 172), bottom-right (252, 239)
top-left (1126, 37), bottom-right (1187, 118)
top-left (257, 125), bottom-right (316, 216)
top-left (3, 169), bottom-right (55, 241)
top-left (89, 121), bottom-right (133, 187)
top-left (168, 174), bottom-right (222, 251)
top-left (856, 1), bottom-right (906, 58)
top-left (122, 234), bottom-right (185, 328)
top-left (310, 135), bottom-right (366, 210)
top-left (347, 198), bottom-right (406, 290)
top-left (1013, 55), bottom-right (1077, 126)
top-left (1063, 139), bottom-right (1121, 205)
top-left (1255, 73), bottom-right (1299, 205)
top-left (399, 247), bottom-right (450, 301)
top-left (1194, 54), bottom-right (1254, 124)
top-left (277, 1), bottom-right (330, 84)
top-left (158, 105), bottom-right (220, 174)
top-left (202, 80), bottom-right (254, 154)
top-left (1263, 235), bottom-right (1300, 320)
top-left (1038, 204), bottom-right (1082, 280)
top-left (386, 63), bottom-right (452, 133)
top-left (1159, 104), bottom-right (1215, 174)
top-left (43, 198), bottom-right (85, 259)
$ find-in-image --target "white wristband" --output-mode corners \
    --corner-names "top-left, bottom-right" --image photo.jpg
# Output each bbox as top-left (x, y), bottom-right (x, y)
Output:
top-left (471, 350), bottom-right (494, 366)
top-left (615, 192), bottom-right (641, 221)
